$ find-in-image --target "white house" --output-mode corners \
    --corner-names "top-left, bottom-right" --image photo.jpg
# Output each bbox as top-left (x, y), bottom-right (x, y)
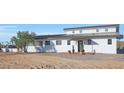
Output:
top-left (1, 45), bottom-right (17, 52)
top-left (25, 24), bottom-right (123, 54)
top-left (2, 24), bottom-right (122, 54)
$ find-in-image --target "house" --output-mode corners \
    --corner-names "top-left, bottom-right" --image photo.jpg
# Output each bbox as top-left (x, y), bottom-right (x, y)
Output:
top-left (1, 45), bottom-right (17, 52)
top-left (26, 24), bottom-right (123, 54)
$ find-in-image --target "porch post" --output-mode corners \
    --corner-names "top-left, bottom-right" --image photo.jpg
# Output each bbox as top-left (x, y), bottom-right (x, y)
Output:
top-left (43, 41), bottom-right (45, 47)
top-left (91, 40), bottom-right (93, 52)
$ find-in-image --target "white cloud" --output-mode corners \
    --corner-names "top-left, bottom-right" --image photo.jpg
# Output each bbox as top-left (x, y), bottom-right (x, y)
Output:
top-left (0, 32), bottom-right (15, 36)
top-left (0, 32), bottom-right (6, 35)
top-left (0, 26), bottom-right (17, 33)
top-left (0, 26), bottom-right (17, 30)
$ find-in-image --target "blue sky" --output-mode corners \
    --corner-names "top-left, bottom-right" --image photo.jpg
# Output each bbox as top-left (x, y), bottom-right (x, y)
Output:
top-left (0, 24), bottom-right (124, 43)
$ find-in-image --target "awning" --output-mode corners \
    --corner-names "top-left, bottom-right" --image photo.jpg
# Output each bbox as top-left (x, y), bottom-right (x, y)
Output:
top-left (35, 32), bottom-right (123, 40)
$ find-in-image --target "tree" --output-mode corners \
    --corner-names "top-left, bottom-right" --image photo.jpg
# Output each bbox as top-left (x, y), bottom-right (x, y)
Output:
top-left (0, 42), bottom-right (5, 48)
top-left (11, 36), bottom-right (21, 52)
top-left (11, 31), bottom-right (36, 53)
top-left (0, 42), bottom-right (2, 48)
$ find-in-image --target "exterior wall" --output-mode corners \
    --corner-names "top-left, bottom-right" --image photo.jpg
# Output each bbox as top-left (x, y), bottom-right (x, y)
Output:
top-left (1, 38), bottom-right (117, 54)
top-left (65, 31), bottom-right (74, 34)
top-left (83, 38), bottom-right (117, 54)
top-left (27, 46), bottom-right (37, 52)
top-left (27, 38), bottom-right (117, 54)
top-left (27, 40), bottom-right (78, 53)
top-left (64, 27), bottom-right (116, 34)
top-left (63, 26), bottom-right (118, 54)
top-left (2, 48), bottom-right (18, 52)
top-left (53, 40), bottom-right (78, 52)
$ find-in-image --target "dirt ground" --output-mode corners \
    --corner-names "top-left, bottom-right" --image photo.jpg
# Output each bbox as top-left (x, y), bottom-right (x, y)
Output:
top-left (0, 52), bottom-right (124, 69)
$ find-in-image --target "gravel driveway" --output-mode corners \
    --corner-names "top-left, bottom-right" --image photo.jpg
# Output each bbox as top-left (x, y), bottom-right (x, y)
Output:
top-left (0, 53), bottom-right (124, 69)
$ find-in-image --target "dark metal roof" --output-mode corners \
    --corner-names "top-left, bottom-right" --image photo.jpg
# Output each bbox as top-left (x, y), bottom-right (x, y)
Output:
top-left (7, 45), bottom-right (17, 48)
top-left (64, 24), bottom-right (119, 31)
top-left (35, 34), bottom-right (67, 39)
top-left (35, 32), bottom-right (123, 40)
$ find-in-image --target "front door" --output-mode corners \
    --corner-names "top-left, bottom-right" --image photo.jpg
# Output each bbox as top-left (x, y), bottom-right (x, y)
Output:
top-left (78, 40), bottom-right (84, 52)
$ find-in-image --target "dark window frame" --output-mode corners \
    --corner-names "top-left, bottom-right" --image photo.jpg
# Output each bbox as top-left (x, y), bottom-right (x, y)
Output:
top-left (56, 40), bottom-right (62, 45)
top-left (39, 41), bottom-right (43, 46)
top-left (72, 30), bottom-right (75, 34)
top-left (80, 30), bottom-right (82, 33)
top-left (105, 28), bottom-right (108, 32)
top-left (96, 28), bottom-right (99, 32)
top-left (67, 40), bottom-right (71, 45)
top-left (45, 41), bottom-right (50, 45)
top-left (108, 39), bottom-right (112, 45)
top-left (88, 39), bottom-right (92, 45)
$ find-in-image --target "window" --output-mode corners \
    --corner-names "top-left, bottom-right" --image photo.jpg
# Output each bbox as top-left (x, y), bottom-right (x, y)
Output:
top-left (67, 40), bottom-right (71, 45)
top-left (96, 29), bottom-right (99, 32)
top-left (56, 40), bottom-right (62, 45)
top-left (83, 41), bottom-right (86, 45)
top-left (88, 39), bottom-right (92, 45)
top-left (108, 39), bottom-right (112, 45)
top-left (105, 28), bottom-right (108, 32)
top-left (45, 41), bottom-right (50, 45)
top-left (72, 30), bottom-right (75, 34)
top-left (39, 41), bottom-right (43, 46)
top-left (80, 30), bottom-right (82, 33)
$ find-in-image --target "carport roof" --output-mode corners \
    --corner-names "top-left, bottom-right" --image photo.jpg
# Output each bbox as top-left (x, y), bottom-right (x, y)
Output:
top-left (35, 32), bottom-right (123, 40)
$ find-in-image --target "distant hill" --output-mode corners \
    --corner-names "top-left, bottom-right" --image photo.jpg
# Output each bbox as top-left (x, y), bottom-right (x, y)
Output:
top-left (117, 41), bottom-right (124, 49)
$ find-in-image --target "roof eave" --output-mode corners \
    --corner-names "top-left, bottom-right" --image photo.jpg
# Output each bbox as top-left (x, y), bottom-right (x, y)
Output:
top-left (64, 24), bottom-right (119, 31)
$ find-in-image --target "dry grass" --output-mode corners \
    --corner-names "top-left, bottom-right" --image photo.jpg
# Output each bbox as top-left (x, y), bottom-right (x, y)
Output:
top-left (0, 53), bottom-right (124, 69)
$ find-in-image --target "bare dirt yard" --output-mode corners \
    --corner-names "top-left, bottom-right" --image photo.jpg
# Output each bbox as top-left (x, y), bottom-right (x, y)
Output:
top-left (0, 52), bottom-right (124, 69)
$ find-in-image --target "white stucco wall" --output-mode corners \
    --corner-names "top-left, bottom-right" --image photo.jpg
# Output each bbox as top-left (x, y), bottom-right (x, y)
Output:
top-left (64, 27), bottom-right (116, 34)
top-left (26, 40), bottom-right (78, 53)
top-left (53, 40), bottom-right (78, 52)
top-left (2, 48), bottom-right (18, 52)
top-left (63, 26), bottom-right (118, 54)
top-left (83, 38), bottom-right (117, 54)
top-left (26, 37), bottom-right (117, 54)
